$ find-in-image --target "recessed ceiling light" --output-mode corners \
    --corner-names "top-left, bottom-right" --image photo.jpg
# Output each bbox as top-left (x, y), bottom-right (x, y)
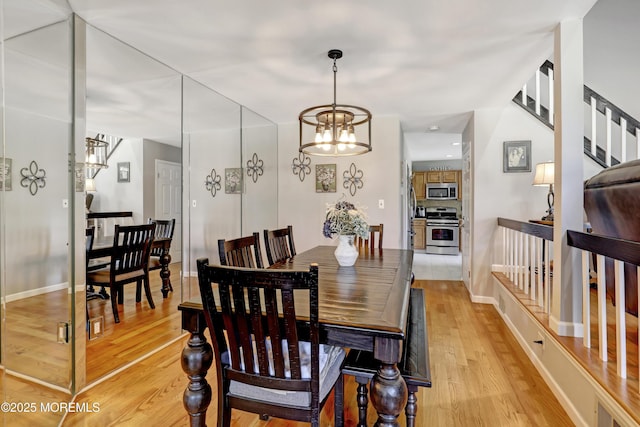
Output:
top-left (428, 125), bottom-right (440, 132)
top-left (452, 142), bottom-right (460, 146)
top-left (445, 154), bottom-right (453, 158)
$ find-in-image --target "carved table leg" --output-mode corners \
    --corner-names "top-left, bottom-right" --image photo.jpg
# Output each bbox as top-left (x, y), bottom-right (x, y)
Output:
top-left (369, 362), bottom-right (407, 427)
top-left (160, 246), bottom-right (172, 298)
top-left (180, 308), bottom-right (213, 427)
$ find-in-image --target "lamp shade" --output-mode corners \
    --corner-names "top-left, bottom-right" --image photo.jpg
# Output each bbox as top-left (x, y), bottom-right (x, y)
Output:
top-left (85, 178), bottom-right (96, 192)
top-left (533, 162), bottom-right (554, 186)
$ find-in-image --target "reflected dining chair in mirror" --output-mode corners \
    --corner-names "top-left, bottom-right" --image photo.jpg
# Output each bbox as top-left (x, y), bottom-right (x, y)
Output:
top-left (196, 259), bottom-right (346, 427)
top-left (218, 233), bottom-right (264, 268)
top-left (86, 223), bottom-right (156, 323)
top-left (356, 224), bottom-right (384, 254)
top-left (263, 225), bottom-right (296, 266)
top-left (147, 217), bottom-right (175, 291)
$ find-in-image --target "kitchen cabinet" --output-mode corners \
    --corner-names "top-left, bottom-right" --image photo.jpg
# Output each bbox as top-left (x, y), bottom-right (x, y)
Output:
top-left (412, 172), bottom-right (426, 200)
top-left (413, 219), bottom-right (426, 249)
top-left (457, 170), bottom-right (462, 200)
top-left (426, 170), bottom-right (457, 183)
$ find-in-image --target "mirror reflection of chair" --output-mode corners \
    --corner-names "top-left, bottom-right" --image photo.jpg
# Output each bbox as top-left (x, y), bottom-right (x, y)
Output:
top-left (86, 223), bottom-right (156, 323)
top-left (218, 233), bottom-right (264, 268)
top-left (147, 218), bottom-right (175, 292)
top-left (263, 225), bottom-right (296, 266)
top-left (196, 259), bottom-right (345, 427)
top-left (356, 224), bottom-right (384, 254)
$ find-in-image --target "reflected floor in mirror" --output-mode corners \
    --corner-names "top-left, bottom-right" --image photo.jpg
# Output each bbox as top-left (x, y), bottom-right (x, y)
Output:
top-left (413, 252), bottom-right (462, 280)
top-left (86, 262), bottom-right (183, 383)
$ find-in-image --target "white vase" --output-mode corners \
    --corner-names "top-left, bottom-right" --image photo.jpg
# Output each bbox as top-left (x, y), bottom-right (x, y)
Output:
top-left (334, 235), bottom-right (359, 266)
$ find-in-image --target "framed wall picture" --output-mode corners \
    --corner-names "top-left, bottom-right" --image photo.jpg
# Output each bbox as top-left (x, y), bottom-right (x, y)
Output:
top-left (225, 168), bottom-right (243, 194)
top-left (117, 162), bottom-right (130, 182)
top-left (503, 140), bottom-right (531, 173)
top-left (315, 164), bottom-right (336, 193)
top-left (0, 157), bottom-right (12, 191)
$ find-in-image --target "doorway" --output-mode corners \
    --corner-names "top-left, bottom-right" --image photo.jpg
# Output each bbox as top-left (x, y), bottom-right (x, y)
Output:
top-left (155, 159), bottom-right (181, 261)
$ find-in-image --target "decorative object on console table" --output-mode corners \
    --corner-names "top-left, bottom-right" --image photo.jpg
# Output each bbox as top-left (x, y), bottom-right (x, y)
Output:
top-left (503, 140), bottom-right (531, 173)
top-left (323, 198), bottom-right (369, 266)
top-left (117, 162), bottom-right (130, 183)
top-left (532, 161), bottom-right (554, 221)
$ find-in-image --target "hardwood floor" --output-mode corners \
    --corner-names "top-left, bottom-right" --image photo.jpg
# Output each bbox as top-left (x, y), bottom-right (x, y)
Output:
top-left (63, 279), bottom-right (572, 426)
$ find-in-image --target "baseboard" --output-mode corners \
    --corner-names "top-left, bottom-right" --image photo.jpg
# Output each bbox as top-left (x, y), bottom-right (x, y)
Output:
top-left (5, 282), bottom-right (69, 303)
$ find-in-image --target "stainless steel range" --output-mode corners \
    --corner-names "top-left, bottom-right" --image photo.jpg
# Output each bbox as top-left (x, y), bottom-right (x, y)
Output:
top-left (425, 207), bottom-right (460, 255)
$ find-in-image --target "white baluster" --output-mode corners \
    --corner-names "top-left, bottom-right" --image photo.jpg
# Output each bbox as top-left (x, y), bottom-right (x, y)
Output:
top-left (621, 117), bottom-right (627, 163)
top-left (544, 240), bottom-right (551, 314)
top-left (522, 84), bottom-right (527, 105)
top-left (596, 255), bottom-right (607, 361)
top-left (523, 234), bottom-right (529, 294)
top-left (606, 107), bottom-right (612, 167)
top-left (548, 69), bottom-right (554, 125)
top-left (591, 97), bottom-right (597, 157)
top-left (582, 251), bottom-right (590, 348)
top-left (535, 70), bottom-right (541, 116)
top-left (614, 259), bottom-right (626, 378)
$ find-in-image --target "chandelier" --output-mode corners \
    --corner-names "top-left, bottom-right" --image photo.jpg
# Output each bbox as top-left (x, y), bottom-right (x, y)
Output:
top-left (85, 136), bottom-right (108, 171)
top-left (299, 49), bottom-right (372, 156)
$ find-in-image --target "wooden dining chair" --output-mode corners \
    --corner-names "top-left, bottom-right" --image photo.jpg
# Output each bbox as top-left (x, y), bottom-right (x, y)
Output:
top-left (356, 224), bottom-right (384, 254)
top-left (86, 223), bottom-right (156, 323)
top-left (147, 218), bottom-right (175, 291)
top-left (196, 258), bottom-right (346, 427)
top-left (263, 225), bottom-right (296, 265)
top-left (218, 232), bottom-right (264, 268)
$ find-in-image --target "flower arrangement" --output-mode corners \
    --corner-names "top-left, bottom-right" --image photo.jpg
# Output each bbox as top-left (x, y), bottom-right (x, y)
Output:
top-left (322, 200), bottom-right (369, 239)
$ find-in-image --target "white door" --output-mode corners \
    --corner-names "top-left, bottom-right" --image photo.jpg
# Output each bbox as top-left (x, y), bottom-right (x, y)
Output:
top-left (155, 160), bottom-right (181, 261)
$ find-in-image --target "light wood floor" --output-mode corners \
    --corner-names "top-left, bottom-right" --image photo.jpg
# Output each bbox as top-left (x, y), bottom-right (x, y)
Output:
top-left (62, 279), bottom-right (573, 426)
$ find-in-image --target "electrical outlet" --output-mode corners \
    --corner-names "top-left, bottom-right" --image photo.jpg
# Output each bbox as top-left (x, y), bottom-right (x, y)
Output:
top-left (378, 199), bottom-right (384, 209)
top-left (192, 200), bottom-right (197, 208)
top-left (57, 322), bottom-right (69, 343)
top-left (89, 316), bottom-right (104, 340)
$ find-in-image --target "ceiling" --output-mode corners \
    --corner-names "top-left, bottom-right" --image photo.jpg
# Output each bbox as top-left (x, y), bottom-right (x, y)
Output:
top-left (6, 0), bottom-right (599, 158)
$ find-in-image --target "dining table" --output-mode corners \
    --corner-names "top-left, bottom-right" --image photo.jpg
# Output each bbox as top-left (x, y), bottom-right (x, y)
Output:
top-left (178, 245), bottom-right (414, 426)
top-left (87, 236), bottom-right (173, 298)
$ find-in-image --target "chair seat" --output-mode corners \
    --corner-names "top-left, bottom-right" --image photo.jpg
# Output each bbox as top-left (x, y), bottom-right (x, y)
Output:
top-left (229, 344), bottom-right (345, 407)
top-left (87, 268), bottom-right (146, 284)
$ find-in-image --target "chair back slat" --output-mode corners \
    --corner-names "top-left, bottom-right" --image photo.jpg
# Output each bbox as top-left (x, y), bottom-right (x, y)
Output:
top-left (264, 225), bottom-right (296, 265)
top-left (147, 218), bottom-right (175, 256)
top-left (218, 233), bottom-right (264, 268)
top-left (197, 259), bottom-right (316, 385)
top-left (111, 224), bottom-right (155, 275)
top-left (357, 224), bottom-right (384, 254)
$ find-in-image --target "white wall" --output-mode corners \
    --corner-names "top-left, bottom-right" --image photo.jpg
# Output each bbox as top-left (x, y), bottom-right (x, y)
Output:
top-left (277, 116), bottom-right (403, 252)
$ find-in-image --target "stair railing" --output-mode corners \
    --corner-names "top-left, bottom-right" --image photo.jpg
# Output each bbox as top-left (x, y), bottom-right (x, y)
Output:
top-left (513, 60), bottom-right (640, 168)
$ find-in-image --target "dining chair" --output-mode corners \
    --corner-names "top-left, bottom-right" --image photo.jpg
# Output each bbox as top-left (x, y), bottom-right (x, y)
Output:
top-left (263, 225), bottom-right (296, 265)
top-left (218, 233), bottom-right (264, 268)
top-left (196, 258), bottom-right (346, 427)
top-left (356, 224), bottom-right (384, 254)
top-left (86, 223), bottom-right (156, 323)
top-left (147, 218), bottom-right (175, 291)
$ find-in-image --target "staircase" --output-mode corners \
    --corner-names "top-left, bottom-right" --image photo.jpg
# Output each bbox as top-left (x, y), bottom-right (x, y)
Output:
top-left (512, 60), bottom-right (640, 168)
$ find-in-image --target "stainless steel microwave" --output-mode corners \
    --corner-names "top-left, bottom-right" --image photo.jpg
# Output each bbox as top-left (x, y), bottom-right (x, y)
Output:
top-left (426, 183), bottom-right (458, 200)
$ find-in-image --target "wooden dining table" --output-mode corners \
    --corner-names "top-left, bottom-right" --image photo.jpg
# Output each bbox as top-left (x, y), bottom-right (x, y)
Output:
top-left (178, 245), bottom-right (414, 426)
top-left (87, 237), bottom-right (173, 298)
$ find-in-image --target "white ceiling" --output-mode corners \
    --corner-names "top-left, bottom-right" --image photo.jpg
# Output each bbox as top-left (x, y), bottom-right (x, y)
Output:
top-left (6, 0), bottom-right (600, 158)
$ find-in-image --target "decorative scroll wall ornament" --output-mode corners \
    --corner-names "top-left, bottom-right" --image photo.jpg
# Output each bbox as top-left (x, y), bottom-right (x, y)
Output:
top-left (343, 162), bottom-right (364, 196)
top-left (291, 152), bottom-right (311, 182)
top-left (246, 152), bottom-right (264, 183)
top-left (20, 160), bottom-right (47, 196)
top-left (205, 168), bottom-right (222, 198)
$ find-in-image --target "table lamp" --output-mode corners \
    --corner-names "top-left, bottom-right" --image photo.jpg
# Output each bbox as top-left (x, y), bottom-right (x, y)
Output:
top-left (533, 162), bottom-right (554, 221)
